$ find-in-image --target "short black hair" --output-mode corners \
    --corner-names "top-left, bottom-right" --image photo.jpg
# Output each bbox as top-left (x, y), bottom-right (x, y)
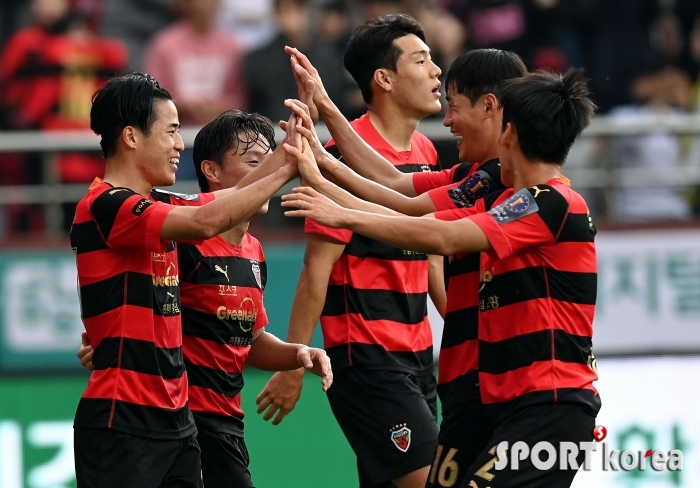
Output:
top-left (446, 49), bottom-right (527, 104)
top-left (499, 69), bottom-right (596, 164)
top-left (193, 110), bottom-right (277, 192)
top-left (344, 14), bottom-right (426, 104)
top-left (90, 72), bottom-right (173, 158)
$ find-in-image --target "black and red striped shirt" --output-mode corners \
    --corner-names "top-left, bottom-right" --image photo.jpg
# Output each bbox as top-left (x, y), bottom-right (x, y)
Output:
top-left (178, 233), bottom-right (268, 436)
top-left (306, 114), bottom-right (439, 374)
top-left (436, 177), bottom-right (601, 421)
top-left (70, 178), bottom-right (212, 439)
top-left (419, 159), bottom-right (505, 412)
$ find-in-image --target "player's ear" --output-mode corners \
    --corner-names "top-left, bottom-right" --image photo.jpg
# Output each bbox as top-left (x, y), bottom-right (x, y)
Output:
top-left (200, 160), bottom-right (221, 185)
top-left (374, 68), bottom-right (392, 94)
top-left (483, 93), bottom-right (498, 116)
top-left (121, 126), bottom-right (138, 150)
top-left (501, 123), bottom-right (514, 148)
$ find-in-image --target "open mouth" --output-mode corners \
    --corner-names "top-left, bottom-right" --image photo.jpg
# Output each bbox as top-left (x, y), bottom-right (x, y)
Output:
top-left (431, 83), bottom-right (441, 96)
top-left (169, 158), bottom-right (179, 169)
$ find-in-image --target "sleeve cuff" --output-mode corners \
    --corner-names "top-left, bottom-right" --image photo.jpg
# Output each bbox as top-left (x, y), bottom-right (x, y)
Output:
top-left (304, 218), bottom-right (353, 244)
top-left (468, 213), bottom-right (513, 259)
top-left (144, 203), bottom-right (176, 252)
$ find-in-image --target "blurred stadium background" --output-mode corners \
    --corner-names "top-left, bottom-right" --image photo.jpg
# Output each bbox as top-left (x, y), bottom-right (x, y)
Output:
top-left (2, 0), bottom-right (700, 487)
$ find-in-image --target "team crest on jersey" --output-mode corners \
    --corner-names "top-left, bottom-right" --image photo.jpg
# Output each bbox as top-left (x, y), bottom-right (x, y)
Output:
top-left (420, 164), bottom-right (432, 172)
top-left (488, 189), bottom-right (539, 225)
top-left (251, 261), bottom-right (262, 288)
top-left (390, 424), bottom-right (411, 452)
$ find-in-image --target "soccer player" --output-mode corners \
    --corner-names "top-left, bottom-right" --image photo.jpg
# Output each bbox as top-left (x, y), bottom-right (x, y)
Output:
top-left (256, 14), bottom-right (444, 488)
top-left (70, 73), bottom-right (326, 488)
top-left (284, 68), bottom-right (601, 488)
top-left (284, 48), bottom-right (527, 487)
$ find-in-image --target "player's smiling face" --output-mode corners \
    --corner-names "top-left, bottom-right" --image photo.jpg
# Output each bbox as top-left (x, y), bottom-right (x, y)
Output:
top-left (137, 99), bottom-right (183, 187)
top-left (217, 133), bottom-right (272, 214)
top-left (388, 34), bottom-right (442, 118)
top-left (443, 86), bottom-right (498, 163)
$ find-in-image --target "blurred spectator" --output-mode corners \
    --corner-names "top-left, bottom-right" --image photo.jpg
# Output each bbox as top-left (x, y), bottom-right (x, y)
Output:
top-left (100, 0), bottom-right (174, 70)
top-left (404, 0), bottom-right (466, 72)
top-left (360, 0), bottom-right (404, 21)
top-left (144, 0), bottom-right (246, 127)
top-left (610, 65), bottom-right (693, 222)
top-left (0, 0), bottom-right (27, 49)
top-left (570, 0), bottom-right (660, 113)
top-left (219, 0), bottom-right (277, 51)
top-left (244, 0), bottom-right (353, 123)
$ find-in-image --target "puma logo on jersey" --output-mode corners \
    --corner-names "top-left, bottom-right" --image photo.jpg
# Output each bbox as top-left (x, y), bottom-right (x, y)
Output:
top-left (215, 265), bottom-right (229, 282)
top-left (167, 292), bottom-right (175, 298)
top-left (109, 189), bottom-right (127, 195)
top-left (532, 186), bottom-right (550, 198)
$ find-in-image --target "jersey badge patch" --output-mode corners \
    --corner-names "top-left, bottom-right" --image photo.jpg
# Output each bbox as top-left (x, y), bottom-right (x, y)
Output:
top-left (390, 424), bottom-right (411, 452)
top-left (488, 189), bottom-right (539, 225)
top-left (251, 261), bottom-right (262, 289)
top-left (449, 174), bottom-right (490, 208)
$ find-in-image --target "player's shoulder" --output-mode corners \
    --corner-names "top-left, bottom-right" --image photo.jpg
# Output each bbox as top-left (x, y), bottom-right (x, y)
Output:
top-left (242, 233), bottom-right (266, 261)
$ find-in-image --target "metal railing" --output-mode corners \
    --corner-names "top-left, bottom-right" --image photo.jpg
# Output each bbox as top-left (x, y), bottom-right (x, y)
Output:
top-left (1, 114), bottom-right (700, 234)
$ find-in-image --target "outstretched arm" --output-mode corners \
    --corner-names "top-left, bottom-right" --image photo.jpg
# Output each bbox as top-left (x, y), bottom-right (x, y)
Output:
top-left (282, 186), bottom-right (492, 256)
top-left (285, 47), bottom-right (418, 196)
top-left (247, 329), bottom-right (332, 390)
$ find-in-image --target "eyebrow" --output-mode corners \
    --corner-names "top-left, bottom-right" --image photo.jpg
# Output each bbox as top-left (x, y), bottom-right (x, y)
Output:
top-left (410, 49), bottom-right (430, 57)
top-left (167, 122), bottom-right (181, 129)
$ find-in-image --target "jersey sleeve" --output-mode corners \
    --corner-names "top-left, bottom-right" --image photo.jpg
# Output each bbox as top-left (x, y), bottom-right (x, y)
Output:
top-left (151, 189), bottom-right (215, 207)
top-left (467, 185), bottom-right (569, 259)
top-left (412, 166), bottom-right (459, 195)
top-left (304, 219), bottom-right (353, 244)
top-left (433, 197), bottom-right (487, 221)
top-left (89, 188), bottom-right (174, 253)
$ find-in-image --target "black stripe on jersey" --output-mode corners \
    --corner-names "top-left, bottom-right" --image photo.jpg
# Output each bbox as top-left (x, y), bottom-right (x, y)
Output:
top-left (481, 267), bottom-right (597, 309)
top-left (396, 163), bottom-right (439, 174)
top-left (70, 221), bottom-right (108, 253)
top-left (93, 337), bottom-right (185, 379)
top-left (441, 307), bottom-right (478, 348)
top-left (81, 272), bottom-right (153, 318)
top-left (182, 307), bottom-right (254, 344)
top-left (445, 254), bottom-right (479, 278)
top-left (76, 398), bottom-right (195, 435)
top-left (185, 361), bottom-right (244, 398)
top-left (557, 213), bottom-right (596, 242)
top-left (187, 256), bottom-right (266, 288)
top-left (479, 330), bottom-right (552, 375)
top-left (323, 285), bottom-right (428, 324)
top-left (546, 269), bottom-right (597, 305)
top-left (345, 234), bottom-right (428, 261)
top-left (451, 162), bottom-right (476, 183)
top-left (152, 285), bottom-right (181, 317)
top-left (525, 185), bottom-right (569, 238)
top-left (437, 371), bottom-right (480, 408)
top-left (483, 189), bottom-right (507, 211)
top-left (554, 330), bottom-right (594, 364)
top-left (326, 343), bottom-right (434, 373)
top-left (483, 389), bottom-right (601, 423)
top-left (90, 187), bottom-right (137, 241)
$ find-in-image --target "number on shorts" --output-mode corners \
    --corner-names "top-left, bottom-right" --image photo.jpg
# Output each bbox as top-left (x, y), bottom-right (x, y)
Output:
top-left (428, 444), bottom-right (459, 487)
top-left (474, 446), bottom-right (498, 482)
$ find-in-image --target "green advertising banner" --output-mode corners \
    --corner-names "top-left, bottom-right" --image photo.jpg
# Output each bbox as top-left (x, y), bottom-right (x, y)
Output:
top-left (0, 370), bottom-right (357, 488)
top-left (0, 246), bottom-right (321, 371)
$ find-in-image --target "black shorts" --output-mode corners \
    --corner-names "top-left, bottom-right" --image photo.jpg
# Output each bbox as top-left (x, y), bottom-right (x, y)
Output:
top-left (426, 400), bottom-right (495, 488)
top-left (457, 403), bottom-right (595, 488)
top-left (74, 428), bottom-right (202, 488)
top-left (198, 428), bottom-right (254, 488)
top-left (327, 367), bottom-right (439, 487)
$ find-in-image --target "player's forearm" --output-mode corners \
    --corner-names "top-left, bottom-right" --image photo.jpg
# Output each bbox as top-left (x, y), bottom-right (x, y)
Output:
top-left (286, 265), bottom-right (327, 346)
top-left (163, 166), bottom-right (293, 241)
top-left (319, 100), bottom-right (413, 194)
top-left (312, 175), bottom-right (402, 216)
top-left (339, 211), bottom-right (490, 256)
top-left (247, 332), bottom-right (305, 371)
top-left (319, 164), bottom-right (435, 216)
top-left (428, 254), bottom-right (446, 318)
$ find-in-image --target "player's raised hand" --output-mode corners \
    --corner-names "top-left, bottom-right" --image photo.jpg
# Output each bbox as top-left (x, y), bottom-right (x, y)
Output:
top-left (296, 346), bottom-right (333, 391)
top-left (256, 370), bottom-right (304, 425)
top-left (283, 132), bottom-right (323, 185)
top-left (289, 55), bottom-right (320, 125)
top-left (77, 331), bottom-right (94, 371)
top-left (281, 186), bottom-right (347, 228)
top-left (284, 98), bottom-right (329, 168)
top-left (285, 46), bottom-right (329, 113)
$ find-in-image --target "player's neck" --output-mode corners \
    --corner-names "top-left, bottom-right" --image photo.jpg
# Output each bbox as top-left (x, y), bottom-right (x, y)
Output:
top-left (366, 103), bottom-right (420, 152)
top-left (221, 221), bottom-right (250, 245)
top-left (511, 155), bottom-right (562, 192)
top-left (103, 157), bottom-right (153, 196)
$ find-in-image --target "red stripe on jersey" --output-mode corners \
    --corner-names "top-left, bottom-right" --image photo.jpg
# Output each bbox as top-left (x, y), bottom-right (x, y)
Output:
top-left (83, 311), bottom-right (183, 349)
top-left (438, 339), bottom-right (478, 385)
top-left (479, 361), bottom-right (598, 405)
top-left (82, 368), bottom-right (189, 409)
top-left (182, 335), bottom-right (247, 373)
top-left (321, 313), bottom-right (433, 351)
top-left (444, 269), bottom-right (480, 313)
top-left (413, 164), bottom-right (460, 195)
top-left (479, 300), bottom-right (595, 343)
top-left (188, 385), bottom-right (244, 419)
top-left (337, 254), bottom-right (430, 293)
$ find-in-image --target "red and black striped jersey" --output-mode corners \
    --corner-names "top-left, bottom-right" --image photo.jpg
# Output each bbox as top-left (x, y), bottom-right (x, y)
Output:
top-left (428, 159), bottom-right (505, 412)
top-left (437, 177), bottom-right (601, 422)
top-left (70, 178), bottom-right (212, 439)
top-left (178, 233), bottom-right (268, 436)
top-left (305, 113), bottom-right (439, 374)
